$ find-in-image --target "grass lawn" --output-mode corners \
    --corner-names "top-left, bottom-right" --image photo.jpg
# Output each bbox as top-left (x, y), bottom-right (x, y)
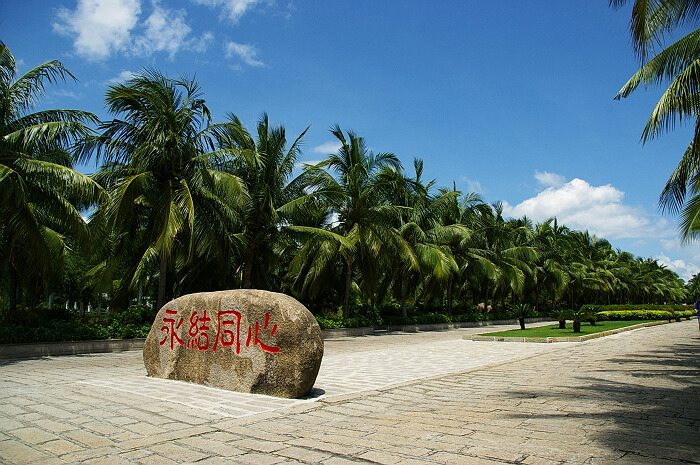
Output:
top-left (483, 320), bottom-right (652, 338)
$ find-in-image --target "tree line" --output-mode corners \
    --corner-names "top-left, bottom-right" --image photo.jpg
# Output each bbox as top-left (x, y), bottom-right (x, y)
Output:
top-left (1, 40), bottom-right (689, 322)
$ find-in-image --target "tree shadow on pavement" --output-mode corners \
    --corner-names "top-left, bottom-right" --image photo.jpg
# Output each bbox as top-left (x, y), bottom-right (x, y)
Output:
top-left (501, 342), bottom-right (700, 463)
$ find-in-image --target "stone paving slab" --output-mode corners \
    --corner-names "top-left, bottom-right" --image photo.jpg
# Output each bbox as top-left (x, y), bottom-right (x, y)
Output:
top-left (0, 321), bottom-right (698, 464)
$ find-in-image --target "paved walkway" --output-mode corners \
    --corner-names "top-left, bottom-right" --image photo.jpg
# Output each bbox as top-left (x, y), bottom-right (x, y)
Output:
top-left (0, 321), bottom-right (698, 464)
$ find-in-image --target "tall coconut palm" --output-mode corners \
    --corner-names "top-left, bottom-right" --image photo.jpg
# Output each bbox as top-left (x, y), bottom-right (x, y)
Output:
top-left (384, 159), bottom-right (468, 316)
top-left (0, 40), bottom-right (103, 312)
top-left (468, 204), bottom-right (537, 309)
top-left (438, 189), bottom-right (494, 312)
top-left (213, 113), bottom-right (309, 290)
top-left (292, 125), bottom-right (407, 318)
top-left (83, 69), bottom-right (244, 311)
top-left (611, 1), bottom-right (700, 238)
top-left (530, 219), bottom-right (569, 311)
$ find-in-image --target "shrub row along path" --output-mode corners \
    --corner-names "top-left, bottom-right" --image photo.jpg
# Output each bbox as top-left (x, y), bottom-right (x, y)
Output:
top-left (0, 321), bottom-right (698, 464)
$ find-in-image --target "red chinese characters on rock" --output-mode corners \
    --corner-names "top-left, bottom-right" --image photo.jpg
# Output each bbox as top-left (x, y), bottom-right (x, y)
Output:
top-left (159, 309), bottom-right (280, 355)
top-left (187, 309), bottom-right (211, 350)
top-left (212, 310), bottom-right (242, 353)
top-left (160, 309), bottom-right (184, 349)
top-left (246, 312), bottom-right (279, 353)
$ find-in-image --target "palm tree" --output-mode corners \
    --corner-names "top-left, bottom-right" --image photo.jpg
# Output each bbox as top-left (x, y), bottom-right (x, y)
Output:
top-left (468, 204), bottom-right (537, 310)
top-left (213, 112), bottom-right (309, 290)
top-left (293, 125), bottom-right (406, 318)
top-left (438, 189), bottom-right (494, 312)
top-left (611, 1), bottom-right (700, 238)
top-left (0, 40), bottom-right (103, 312)
top-left (510, 303), bottom-right (532, 330)
top-left (530, 219), bottom-right (569, 311)
top-left (386, 159), bottom-right (468, 317)
top-left (562, 231), bottom-right (610, 308)
top-left (83, 69), bottom-right (244, 311)
top-left (687, 272), bottom-right (700, 300)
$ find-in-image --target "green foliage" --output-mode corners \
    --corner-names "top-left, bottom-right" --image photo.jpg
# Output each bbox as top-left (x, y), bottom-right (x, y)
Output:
top-left (596, 310), bottom-right (680, 320)
top-left (105, 305), bottom-right (157, 326)
top-left (102, 305), bottom-right (157, 339)
top-left (0, 305), bottom-right (154, 343)
top-left (314, 314), bottom-right (378, 329)
top-left (510, 303), bottom-right (532, 319)
top-left (0, 43), bottom-right (690, 331)
top-left (382, 312), bottom-right (452, 326)
top-left (0, 40), bottom-right (103, 313)
top-left (0, 320), bottom-right (109, 344)
top-left (611, 1), bottom-right (700, 239)
top-left (585, 304), bottom-right (691, 313)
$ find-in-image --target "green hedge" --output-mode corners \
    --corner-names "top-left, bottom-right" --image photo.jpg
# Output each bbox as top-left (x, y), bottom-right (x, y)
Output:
top-left (0, 305), bottom-right (156, 344)
top-left (314, 315), bottom-right (381, 330)
top-left (596, 309), bottom-right (695, 321)
top-left (586, 304), bottom-right (691, 313)
top-left (0, 320), bottom-right (109, 344)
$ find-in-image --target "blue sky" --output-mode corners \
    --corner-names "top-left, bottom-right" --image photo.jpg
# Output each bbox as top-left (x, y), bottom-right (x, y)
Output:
top-left (4, 1), bottom-right (700, 280)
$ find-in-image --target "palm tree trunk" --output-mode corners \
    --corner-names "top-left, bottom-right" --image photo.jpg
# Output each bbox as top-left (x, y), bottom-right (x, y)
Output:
top-left (242, 245), bottom-right (257, 289)
top-left (157, 252), bottom-right (168, 311)
top-left (569, 289), bottom-right (574, 309)
top-left (482, 280), bottom-right (490, 307)
top-left (447, 276), bottom-right (454, 315)
top-left (166, 260), bottom-right (175, 303)
top-left (400, 273), bottom-right (408, 318)
top-left (551, 290), bottom-right (557, 311)
top-left (343, 256), bottom-right (353, 319)
top-left (9, 265), bottom-right (18, 313)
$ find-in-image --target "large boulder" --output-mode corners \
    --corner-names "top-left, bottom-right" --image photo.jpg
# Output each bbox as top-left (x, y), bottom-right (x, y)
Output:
top-left (143, 290), bottom-right (323, 398)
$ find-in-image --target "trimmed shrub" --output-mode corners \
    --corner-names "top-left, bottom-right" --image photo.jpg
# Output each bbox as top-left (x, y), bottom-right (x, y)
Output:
top-left (596, 310), bottom-right (674, 321)
top-left (587, 304), bottom-right (691, 313)
top-left (0, 305), bottom-right (156, 344)
top-left (0, 320), bottom-right (110, 344)
top-left (381, 312), bottom-right (452, 326)
top-left (314, 314), bottom-right (379, 330)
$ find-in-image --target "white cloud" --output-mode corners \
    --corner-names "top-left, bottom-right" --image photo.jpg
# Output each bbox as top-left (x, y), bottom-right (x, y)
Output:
top-left (660, 238), bottom-right (700, 264)
top-left (134, 6), bottom-right (213, 59)
top-left (313, 141), bottom-right (342, 154)
top-left (656, 254), bottom-right (700, 282)
top-left (54, 0), bottom-right (212, 61)
top-left (107, 70), bottom-right (137, 85)
top-left (54, 0), bottom-right (141, 61)
top-left (224, 41), bottom-right (264, 66)
top-left (193, 0), bottom-right (263, 23)
top-left (534, 170), bottom-right (566, 187)
top-left (502, 175), bottom-right (649, 239)
top-left (135, 6), bottom-right (191, 58)
top-left (328, 211), bottom-right (340, 228)
top-left (459, 176), bottom-right (486, 195)
top-left (52, 89), bottom-right (80, 99)
top-left (503, 171), bottom-right (700, 280)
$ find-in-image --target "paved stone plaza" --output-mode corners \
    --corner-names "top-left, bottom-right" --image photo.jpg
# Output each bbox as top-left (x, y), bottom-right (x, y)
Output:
top-left (0, 321), bottom-right (698, 464)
